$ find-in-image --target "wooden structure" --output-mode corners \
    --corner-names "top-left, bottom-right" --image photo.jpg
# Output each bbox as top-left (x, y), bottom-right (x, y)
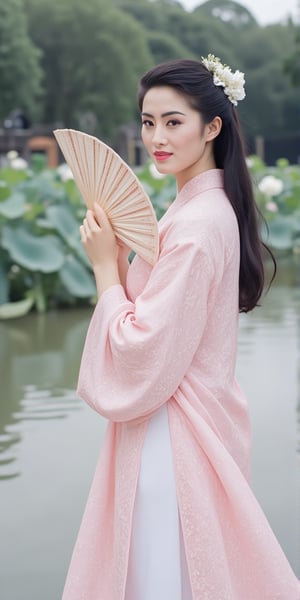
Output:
top-left (0, 127), bottom-right (60, 168)
top-left (27, 136), bottom-right (59, 168)
top-left (0, 123), bottom-right (147, 168)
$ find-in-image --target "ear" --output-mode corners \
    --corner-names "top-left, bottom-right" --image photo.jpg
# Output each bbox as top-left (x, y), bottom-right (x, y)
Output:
top-left (205, 116), bottom-right (222, 141)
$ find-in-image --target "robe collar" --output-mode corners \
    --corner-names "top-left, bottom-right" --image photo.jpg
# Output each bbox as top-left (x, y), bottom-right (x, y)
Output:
top-left (159, 169), bottom-right (225, 225)
top-left (176, 169), bottom-right (224, 206)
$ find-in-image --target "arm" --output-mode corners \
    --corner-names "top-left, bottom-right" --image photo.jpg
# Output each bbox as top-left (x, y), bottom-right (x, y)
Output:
top-left (117, 242), bottom-right (130, 291)
top-left (77, 223), bottom-right (220, 423)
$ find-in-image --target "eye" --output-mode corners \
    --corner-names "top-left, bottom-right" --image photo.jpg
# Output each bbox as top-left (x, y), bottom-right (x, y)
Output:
top-left (141, 119), bottom-right (154, 127)
top-left (167, 119), bottom-right (181, 127)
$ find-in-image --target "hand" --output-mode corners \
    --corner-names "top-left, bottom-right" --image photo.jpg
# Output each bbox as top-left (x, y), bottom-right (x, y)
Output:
top-left (80, 204), bottom-right (121, 297)
top-left (80, 203), bottom-right (118, 268)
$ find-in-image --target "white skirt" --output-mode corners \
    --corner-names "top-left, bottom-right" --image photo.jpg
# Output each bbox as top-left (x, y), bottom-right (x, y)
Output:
top-left (125, 404), bottom-right (193, 600)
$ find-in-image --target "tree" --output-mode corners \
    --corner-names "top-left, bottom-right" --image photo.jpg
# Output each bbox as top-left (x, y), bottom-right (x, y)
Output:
top-left (113, 0), bottom-right (170, 32)
top-left (164, 9), bottom-right (237, 66)
top-left (194, 0), bottom-right (257, 29)
top-left (0, 0), bottom-right (42, 122)
top-left (237, 24), bottom-right (298, 137)
top-left (21, 0), bottom-right (300, 144)
top-left (284, 20), bottom-right (300, 87)
top-left (25, 0), bottom-right (152, 140)
top-left (146, 31), bottom-right (195, 64)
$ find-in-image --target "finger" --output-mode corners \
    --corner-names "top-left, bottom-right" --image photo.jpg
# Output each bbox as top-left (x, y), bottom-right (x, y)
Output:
top-left (93, 203), bottom-right (111, 230)
top-left (86, 209), bottom-right (100, 231)
top-left (82, 218), bottom-right (90, 235)
top-left (79, 225), bottom-right (86, 242)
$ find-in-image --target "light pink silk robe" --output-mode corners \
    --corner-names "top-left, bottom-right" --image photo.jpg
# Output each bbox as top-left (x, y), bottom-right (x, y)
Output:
top-left (62, 170), bottom-right (300, 600)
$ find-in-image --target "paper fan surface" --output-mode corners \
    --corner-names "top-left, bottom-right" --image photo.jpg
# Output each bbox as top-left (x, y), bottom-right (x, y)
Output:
top-left (54, 128), bottom-right (159, 265)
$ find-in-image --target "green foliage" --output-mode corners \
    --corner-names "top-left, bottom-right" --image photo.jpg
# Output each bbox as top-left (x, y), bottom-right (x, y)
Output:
top-left (0, 162), bottom-right (96, 317)
top-left (167, 10), bottom-right (237, 65)
top-left (146, 31), bottom-right (196, 64)
top-left (113, 0), bottom-right (299, 140)
top-left (119, 0), bottom-right (237, 67)
top-left (284, 23), bottom-right (300, 87)
top-left (248, 157), bottom-right (300, 253)
top-left (195, 0), bottom-right (257, 28)
top-left (0, 157), bottom-right (299, 317)
top-left (237, 24), bottom-right (296, 136)
top-left (0, 0), bottom-right (43, 121)
top-left (114, 0), bottom-right (169, 31)
top-left (25, 0), bottom-right (152, 140)
top-left (2, 0), bottom-right (294, 142)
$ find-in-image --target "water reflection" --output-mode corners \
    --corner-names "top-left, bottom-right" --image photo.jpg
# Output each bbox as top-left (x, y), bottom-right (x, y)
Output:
top-left (0, 385), bottom-right (81, 480)
top-left (0, 258), bottom-right (299, 599)
top-left (236, 257), bottom-right (300, 577)
top-left (0, 309), bottom-right (90, 480)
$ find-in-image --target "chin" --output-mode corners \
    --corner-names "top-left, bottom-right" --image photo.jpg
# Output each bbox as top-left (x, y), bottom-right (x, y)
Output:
top-left (155, 163), bottom-right (173, 174)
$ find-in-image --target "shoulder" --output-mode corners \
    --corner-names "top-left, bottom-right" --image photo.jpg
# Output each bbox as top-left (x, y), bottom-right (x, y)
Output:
top-left (166, 189), bottom-right (237, 246)
top-left (184, 187), bottom-right (237, 227)
top-left (158, 189), bottom-right (239, 277)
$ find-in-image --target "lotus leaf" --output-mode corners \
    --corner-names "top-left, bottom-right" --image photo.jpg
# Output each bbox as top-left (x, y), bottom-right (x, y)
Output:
top-left (0, 296), bottom-right (34, 319)
top-left (265, 216), bottom-right (295, 251)
top-left (0, 192), bottom-right (28, 219)
top-left (0, 262), bottom-right (9, 303)
top-left (59, 255), bottom-right (96, 298)
top-left (2, 226), bottom-right (65, 272)
top-left (0, 168), bottom-right (28, 186)
top-left (0, 181), bottom-right (10, 202)
top-left (45, 204), bottom-right (80, 248)
top-left (44, 204), bottom-right (90, 267)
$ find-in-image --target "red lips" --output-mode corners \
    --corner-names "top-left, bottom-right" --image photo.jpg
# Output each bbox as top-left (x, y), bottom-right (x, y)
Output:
top-left (154, 151), bottom-right (173, 161)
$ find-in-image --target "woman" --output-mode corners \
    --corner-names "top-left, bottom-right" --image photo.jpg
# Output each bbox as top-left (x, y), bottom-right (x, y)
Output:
top-left (62, 57), bottom-right (300, 599)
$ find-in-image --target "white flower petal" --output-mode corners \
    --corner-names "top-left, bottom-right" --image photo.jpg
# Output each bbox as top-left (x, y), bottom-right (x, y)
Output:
top-left (10, 157), bottom-right (28, 170)
top-left (258, 175), bottom-right (283, 197)
top-left (202, 54), bottom-right (246, 106)
top-left (57, 163), bottom-right (74, 182)
top-left (7, 150), bottom-right (18, 161)
top-left (149, 163), bottom-right (167, 180)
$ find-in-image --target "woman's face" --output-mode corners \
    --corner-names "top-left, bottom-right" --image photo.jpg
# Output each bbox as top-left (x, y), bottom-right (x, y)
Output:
top-left (141, 85), bottom-right (218, 189)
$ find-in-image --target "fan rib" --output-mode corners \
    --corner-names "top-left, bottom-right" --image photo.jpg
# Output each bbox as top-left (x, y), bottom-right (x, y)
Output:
top-left (53, 128), bottom-right (159, 265)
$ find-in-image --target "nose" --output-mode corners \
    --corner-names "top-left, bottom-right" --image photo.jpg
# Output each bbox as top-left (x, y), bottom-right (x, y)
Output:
top-left (152, 125), bottom-right (167, 146)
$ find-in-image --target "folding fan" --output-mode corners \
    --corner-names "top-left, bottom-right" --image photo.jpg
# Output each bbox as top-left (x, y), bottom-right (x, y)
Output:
top-left (53, 128), bottom-right (159, 265)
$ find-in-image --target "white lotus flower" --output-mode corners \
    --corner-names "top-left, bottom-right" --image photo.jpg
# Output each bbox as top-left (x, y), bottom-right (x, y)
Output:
top-left (6, 150), bottom-right (18, 161)
top-left (149, 162), bottom-right (166, 180)
top-left (10, 157), bottom-right (28, 170)
top-left (57, 163), bottom-right (74, 182)
top-left (258, 175), bottom-right (283, 197)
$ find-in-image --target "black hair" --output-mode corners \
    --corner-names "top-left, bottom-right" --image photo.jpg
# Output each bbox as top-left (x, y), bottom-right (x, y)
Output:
top-left (138, 58), bottom-right (276, 313)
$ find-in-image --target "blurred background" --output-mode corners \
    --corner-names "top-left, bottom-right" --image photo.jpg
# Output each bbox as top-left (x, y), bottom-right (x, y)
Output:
top-left (0, 0), bottom-right (300, 164)
top-left (0, 1), bottom-right (299, 598)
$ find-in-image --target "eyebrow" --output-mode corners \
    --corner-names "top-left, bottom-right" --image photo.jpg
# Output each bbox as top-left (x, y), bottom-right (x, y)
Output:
top-left (141, 111), bottom-right (186, 118)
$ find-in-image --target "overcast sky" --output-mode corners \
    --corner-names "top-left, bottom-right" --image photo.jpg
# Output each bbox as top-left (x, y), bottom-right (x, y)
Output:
top-left (180, 0), bottom-right (299, 25)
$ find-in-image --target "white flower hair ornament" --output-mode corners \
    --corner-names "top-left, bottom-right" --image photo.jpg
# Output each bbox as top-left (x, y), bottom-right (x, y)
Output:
top-left (202, 54), bottom-right (246, 106)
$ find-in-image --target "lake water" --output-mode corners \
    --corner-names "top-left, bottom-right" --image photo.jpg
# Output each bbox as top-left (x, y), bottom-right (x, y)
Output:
top-left (0, 258), bottom-right (299, 599)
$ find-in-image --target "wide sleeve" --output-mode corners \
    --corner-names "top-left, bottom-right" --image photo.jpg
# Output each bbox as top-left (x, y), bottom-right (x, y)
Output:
top-left (77, 225), bottom-right (221, 422)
